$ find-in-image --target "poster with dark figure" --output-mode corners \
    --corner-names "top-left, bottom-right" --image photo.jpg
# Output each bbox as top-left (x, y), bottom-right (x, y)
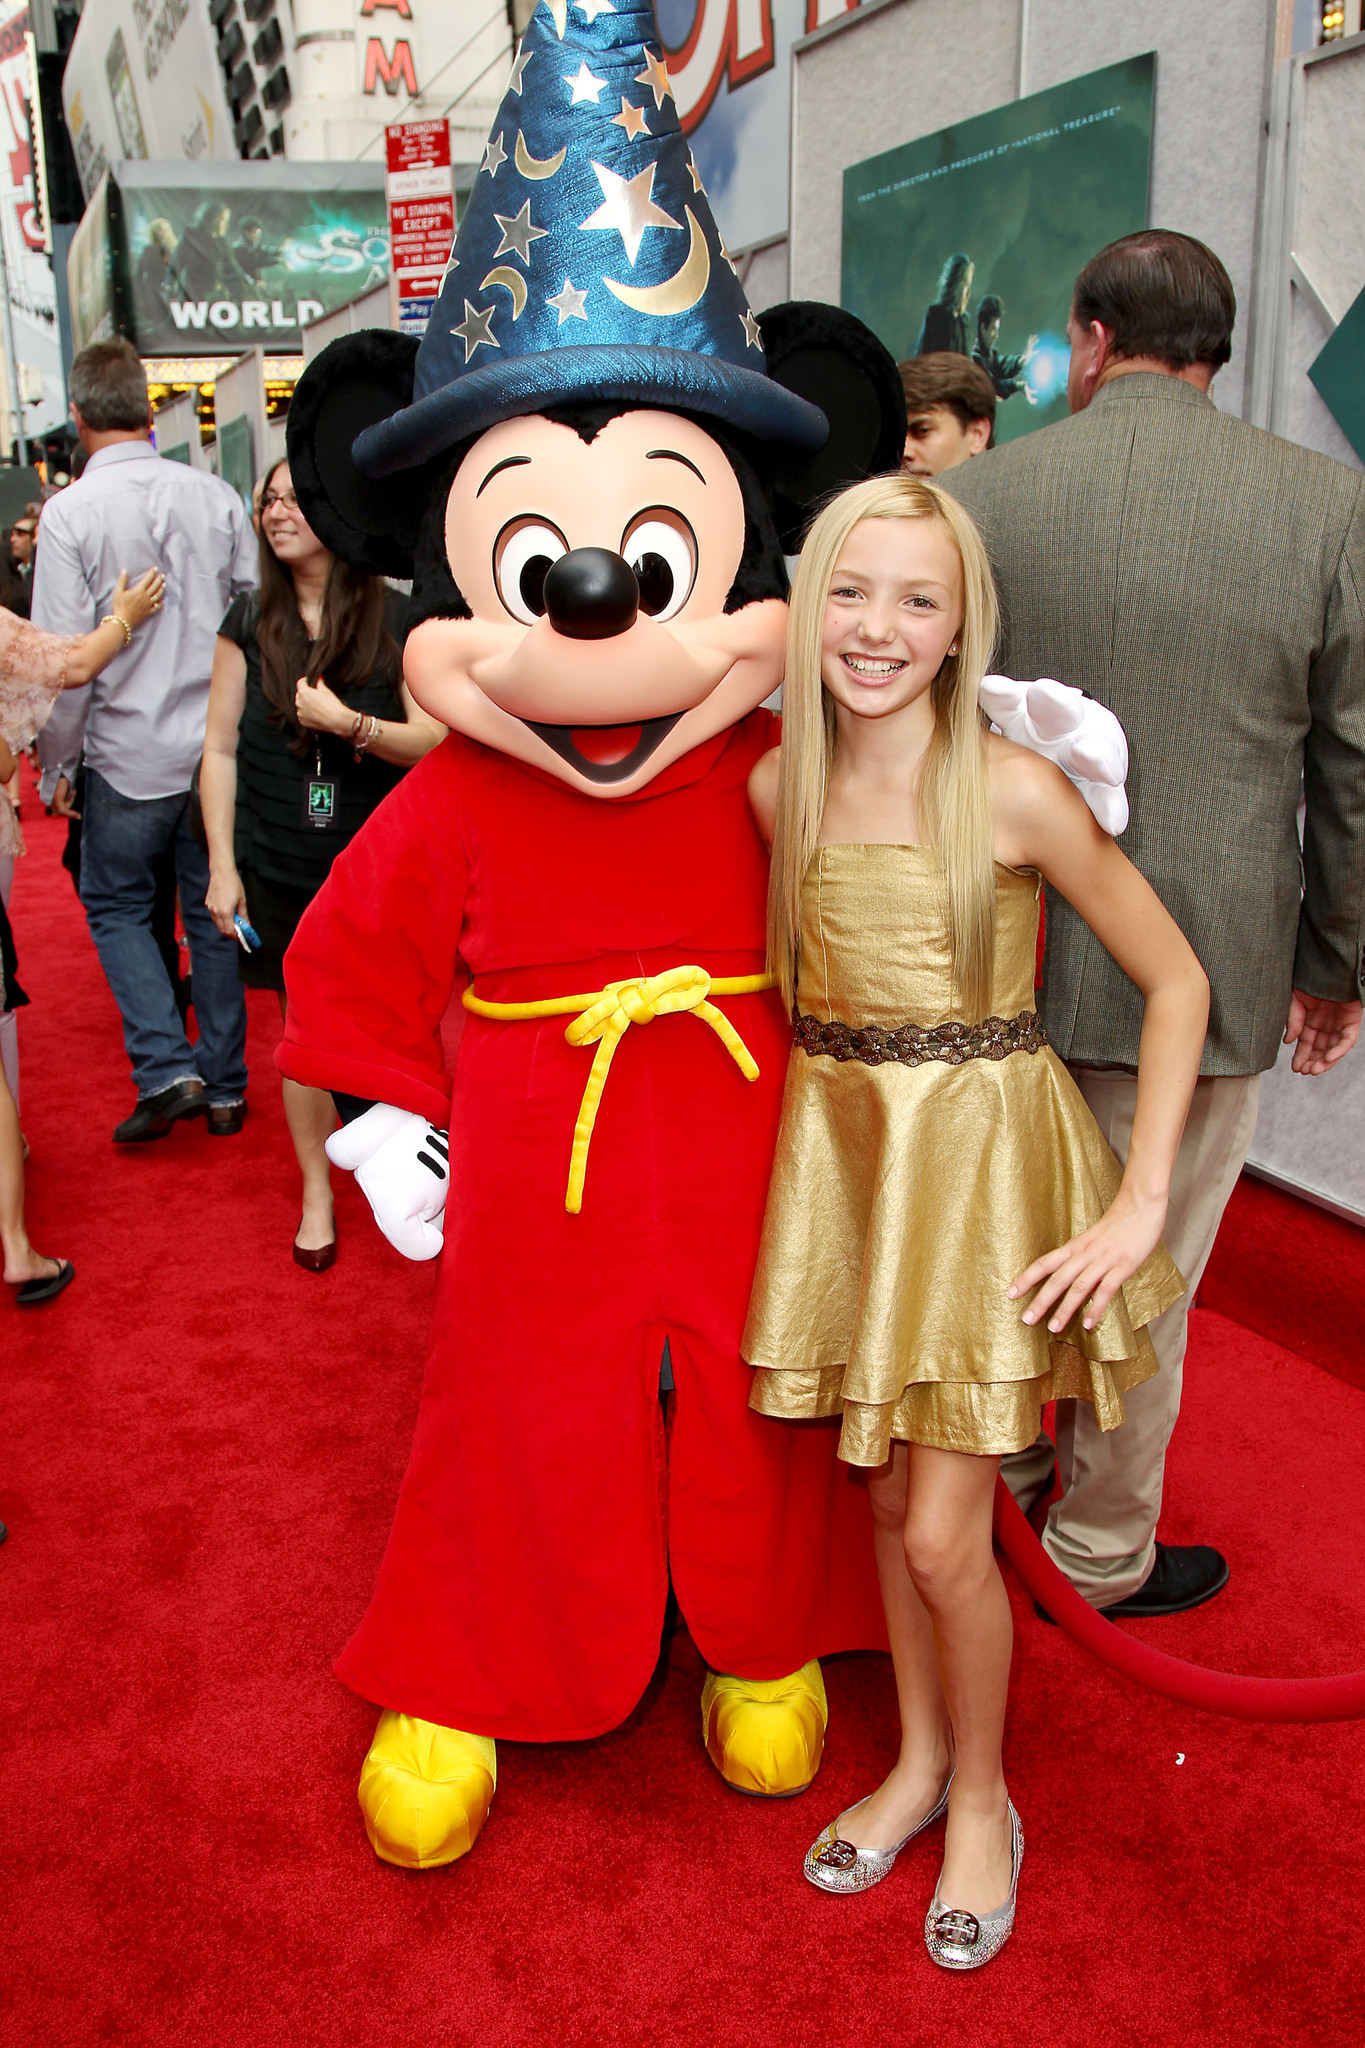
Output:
top-left (233, 220), bottom-right (283, 285)
top-left (916, 253), bottom-right (974, 357)
top-left (972, 294), bottom-right (1037, 401)
top-left (842, 55), bottom-right (1154, 445)
top-left (69, 163), bottom-right (392, 355)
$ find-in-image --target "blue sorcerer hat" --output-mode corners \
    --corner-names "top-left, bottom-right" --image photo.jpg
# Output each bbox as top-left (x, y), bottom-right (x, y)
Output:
top-left (354, 0), bottom-right (828, 477)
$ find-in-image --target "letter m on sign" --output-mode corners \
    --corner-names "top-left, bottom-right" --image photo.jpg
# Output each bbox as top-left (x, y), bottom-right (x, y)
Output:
top-left (364, 37), bottom-right (417, 95)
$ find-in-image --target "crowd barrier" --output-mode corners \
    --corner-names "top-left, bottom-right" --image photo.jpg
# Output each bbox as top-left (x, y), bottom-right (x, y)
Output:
top-left (994, 1481), bottom-right (1365, 1723)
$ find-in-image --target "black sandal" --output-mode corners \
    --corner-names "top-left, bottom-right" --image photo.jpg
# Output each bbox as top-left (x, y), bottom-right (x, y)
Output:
top-left (14, 1258), bottom-right (74, 1306)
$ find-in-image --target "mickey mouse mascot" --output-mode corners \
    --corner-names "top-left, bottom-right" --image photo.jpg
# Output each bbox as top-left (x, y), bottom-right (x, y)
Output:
top-left (281, 0), bottom-right (1128, 1871)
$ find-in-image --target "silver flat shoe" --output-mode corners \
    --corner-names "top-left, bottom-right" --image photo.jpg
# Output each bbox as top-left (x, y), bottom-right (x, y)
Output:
top-left (924, 1801), bottom-right (1024, 1970)
top-left (804, 1772), bottom-right (954, 1894)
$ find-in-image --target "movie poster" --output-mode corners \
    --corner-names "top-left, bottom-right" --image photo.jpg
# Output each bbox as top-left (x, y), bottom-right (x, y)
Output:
top-left (69, 163), bottom-right (390, 354)
top-left (841, 55), bottom-right (1155, 445)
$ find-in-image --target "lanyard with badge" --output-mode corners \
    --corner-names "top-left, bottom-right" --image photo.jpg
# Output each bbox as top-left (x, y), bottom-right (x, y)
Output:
top-left (305, 738), bottom-right (338, 830)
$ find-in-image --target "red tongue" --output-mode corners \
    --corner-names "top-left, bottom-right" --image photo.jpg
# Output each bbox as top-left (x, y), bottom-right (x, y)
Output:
top-left (571, 724), bottom-right (642, 765)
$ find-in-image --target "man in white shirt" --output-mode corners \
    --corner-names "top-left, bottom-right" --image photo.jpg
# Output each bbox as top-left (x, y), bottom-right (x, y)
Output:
top-left (35, 339), bottom-right (258, 1142)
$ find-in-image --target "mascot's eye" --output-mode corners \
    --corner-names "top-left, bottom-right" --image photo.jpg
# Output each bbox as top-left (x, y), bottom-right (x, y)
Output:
top-left (622, 511), bottom-right (697, 622)
top-left (495, 519), bottom-right (569, 625)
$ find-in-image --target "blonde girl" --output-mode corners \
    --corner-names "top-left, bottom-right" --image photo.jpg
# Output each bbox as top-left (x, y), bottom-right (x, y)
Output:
top-left (742, 475), bottom-right (1209, 1969)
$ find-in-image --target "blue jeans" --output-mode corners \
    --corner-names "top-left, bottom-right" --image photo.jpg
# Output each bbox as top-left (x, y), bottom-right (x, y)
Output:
top-left (80, 768), bottom-right (247, 1105)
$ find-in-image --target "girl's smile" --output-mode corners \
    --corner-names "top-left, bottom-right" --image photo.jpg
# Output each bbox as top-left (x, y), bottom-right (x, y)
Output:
top-left (838, 653), bottom-right (907, 681)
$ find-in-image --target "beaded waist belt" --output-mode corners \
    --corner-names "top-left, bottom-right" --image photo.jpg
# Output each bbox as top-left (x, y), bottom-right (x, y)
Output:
top-left (793, 1007), bottom-right (1048, 1068)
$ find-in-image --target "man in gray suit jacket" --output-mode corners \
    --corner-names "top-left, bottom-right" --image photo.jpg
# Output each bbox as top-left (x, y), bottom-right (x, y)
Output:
top-left (944, 231), bottom-right (1364, 1618)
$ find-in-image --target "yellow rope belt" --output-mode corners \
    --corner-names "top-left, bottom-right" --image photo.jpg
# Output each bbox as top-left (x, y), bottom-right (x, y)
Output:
top-left (463, 966), bottom-right (775, 1214)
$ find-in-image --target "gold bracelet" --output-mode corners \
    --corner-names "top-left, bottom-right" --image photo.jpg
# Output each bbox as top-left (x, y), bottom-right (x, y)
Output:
top-left (100, 612), bottom-right (132, 647)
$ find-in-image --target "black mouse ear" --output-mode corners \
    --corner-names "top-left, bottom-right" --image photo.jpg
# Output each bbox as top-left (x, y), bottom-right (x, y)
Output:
top-left (285, 330), bottom-right (438, 579)
top-left (758, 303), bottom-right (908, 553)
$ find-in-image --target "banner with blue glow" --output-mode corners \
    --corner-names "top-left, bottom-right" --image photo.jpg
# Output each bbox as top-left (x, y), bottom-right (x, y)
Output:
top-left (68, 160), bottom-right (391, 355)
top-left (840, 55), bottom-right (1154, 446)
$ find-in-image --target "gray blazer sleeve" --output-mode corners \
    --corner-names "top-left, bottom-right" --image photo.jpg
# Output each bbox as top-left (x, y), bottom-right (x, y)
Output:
top-left (1295, 481), bottom-right (1365, 1005)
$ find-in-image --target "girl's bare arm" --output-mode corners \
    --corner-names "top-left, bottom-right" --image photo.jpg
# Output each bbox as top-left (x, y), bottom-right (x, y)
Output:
top-left (993, 746), bottom-right (1210, 1333)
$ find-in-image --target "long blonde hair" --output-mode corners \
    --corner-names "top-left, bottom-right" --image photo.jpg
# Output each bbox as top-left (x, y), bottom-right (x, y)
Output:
top-left (768, 474), bottom-right (1000, 1020)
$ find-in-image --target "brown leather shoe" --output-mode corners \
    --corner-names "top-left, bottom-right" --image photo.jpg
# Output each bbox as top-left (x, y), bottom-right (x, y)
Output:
top-left (114, 1077), bottom-right (208, 1144)
top-left (207, 1102), bottom-right (247, 1137)
top-left (293, 1234), bottom-right (337, 1273)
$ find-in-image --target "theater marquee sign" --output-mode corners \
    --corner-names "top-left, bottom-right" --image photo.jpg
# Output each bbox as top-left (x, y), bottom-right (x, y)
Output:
top-left (656, 0), bottom-right (858, 251)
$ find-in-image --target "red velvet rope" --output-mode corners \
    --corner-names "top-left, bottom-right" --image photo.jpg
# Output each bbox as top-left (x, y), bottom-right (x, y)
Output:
top-left (993, 1479), bottom-right (1365, 1723)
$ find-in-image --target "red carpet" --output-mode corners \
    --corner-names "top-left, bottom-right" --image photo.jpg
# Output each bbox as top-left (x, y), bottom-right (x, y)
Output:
top-left (4, 785), bottom-right (1363, 2047)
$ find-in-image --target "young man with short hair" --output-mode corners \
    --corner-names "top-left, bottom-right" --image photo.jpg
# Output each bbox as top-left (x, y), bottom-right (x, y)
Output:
top-left (897, 352), bottom-right (996, 476)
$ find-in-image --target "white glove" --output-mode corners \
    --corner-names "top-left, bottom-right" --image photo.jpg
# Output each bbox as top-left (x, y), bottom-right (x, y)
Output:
top-left (981, 674), bottom-right (1130, 837)
top-left (326, 1102), bottom-right (449, 1262)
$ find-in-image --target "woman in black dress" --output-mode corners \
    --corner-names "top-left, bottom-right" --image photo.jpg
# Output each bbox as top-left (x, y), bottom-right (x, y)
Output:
top-left (915, 252), bottom-right (975, 358)
top-left (200, 460), bottom-right (444, 1269)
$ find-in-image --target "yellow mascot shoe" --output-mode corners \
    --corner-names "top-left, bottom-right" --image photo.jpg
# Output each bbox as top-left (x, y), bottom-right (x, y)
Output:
top-left (357, 1711), bottom-right (497, 1869)
top-left (700, 1661), bottom-right (828, 1797)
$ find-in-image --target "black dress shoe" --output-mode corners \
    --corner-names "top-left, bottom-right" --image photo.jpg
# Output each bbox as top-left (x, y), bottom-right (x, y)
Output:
top-left (1033, 1542), bottom-right (1229, 1624)
top-left (113, 1077), bottom-right (208, 1144)
top-left (1102, 1543), bottom-right (1229, 1618)
top-left (207, 1102), bottom-right (247, 1136)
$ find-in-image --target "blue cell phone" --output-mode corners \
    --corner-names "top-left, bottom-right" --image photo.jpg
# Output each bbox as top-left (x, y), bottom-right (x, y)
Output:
top-left (234, 913), bottom-right (261, 952)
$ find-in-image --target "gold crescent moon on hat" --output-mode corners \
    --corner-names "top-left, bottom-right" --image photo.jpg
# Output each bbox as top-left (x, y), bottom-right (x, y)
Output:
top-left (602, 207), bottom-right (711, 318)
top-left (515, 130), bottom-right (567, 181)
top-left (481, 265), bottom-right (529, 319)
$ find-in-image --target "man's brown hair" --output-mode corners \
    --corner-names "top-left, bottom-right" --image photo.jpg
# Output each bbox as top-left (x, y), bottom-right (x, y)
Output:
top-left (68, 337), bottom-right (150, 433)
top-left (899, 353), bottom-right (997, 434)
top-left (1072, 230), bottom-right (1235, 371)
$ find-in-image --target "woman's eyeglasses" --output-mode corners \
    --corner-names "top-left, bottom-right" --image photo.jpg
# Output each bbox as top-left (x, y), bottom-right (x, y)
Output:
top-left (261, 488), bottom-right (299, 512)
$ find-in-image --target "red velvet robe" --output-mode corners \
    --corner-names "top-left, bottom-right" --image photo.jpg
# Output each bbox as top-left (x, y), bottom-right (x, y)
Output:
top-left (278, 710), bottom-right (885, 1741)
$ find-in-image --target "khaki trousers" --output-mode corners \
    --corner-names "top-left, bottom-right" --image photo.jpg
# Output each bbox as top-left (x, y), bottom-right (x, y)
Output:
top-left (1003, 1069), bottom-right (1261, 1606)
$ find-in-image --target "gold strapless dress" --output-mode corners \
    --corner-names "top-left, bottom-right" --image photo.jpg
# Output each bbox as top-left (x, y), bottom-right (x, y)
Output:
top-left (743, 845), bottom-right (1184, 1464)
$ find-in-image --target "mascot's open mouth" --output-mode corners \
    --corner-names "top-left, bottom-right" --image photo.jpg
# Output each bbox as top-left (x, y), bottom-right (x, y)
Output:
top-left (524, 714), bottom-right (684, 784)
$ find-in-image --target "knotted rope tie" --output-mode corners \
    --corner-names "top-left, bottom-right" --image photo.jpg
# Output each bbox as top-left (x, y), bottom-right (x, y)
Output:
top-left (463, 967), bottom-right (771, 1212)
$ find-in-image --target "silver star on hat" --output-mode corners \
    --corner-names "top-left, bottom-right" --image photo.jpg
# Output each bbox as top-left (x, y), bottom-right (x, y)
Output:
top-left (578, 160), bottom-right (681, 267)
top-left (450, 300), bottom-right (500, 362)
top-left (546, 277), bottom-right (590, 325)
top-left (493, 199), bottom-right (550, 265)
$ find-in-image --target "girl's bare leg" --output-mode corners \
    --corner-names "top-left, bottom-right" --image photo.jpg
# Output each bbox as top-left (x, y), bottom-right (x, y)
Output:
top-left (0, 1059), bottom-right (58, 1285)
top-left (839, 1441), bottom-right (955, 1849)
top-left (904, 1442), bottom-right (1014, 1916)
top-left (277, 994), bottom-right (335, 1250)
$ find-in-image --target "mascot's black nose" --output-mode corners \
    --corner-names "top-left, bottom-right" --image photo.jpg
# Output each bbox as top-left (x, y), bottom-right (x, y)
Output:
top-left (544, 548), bottom-right (639, 640)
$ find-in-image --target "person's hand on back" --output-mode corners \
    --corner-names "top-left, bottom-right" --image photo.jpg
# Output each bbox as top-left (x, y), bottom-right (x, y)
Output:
top-left (110, 566), bottom-right (166, 629)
